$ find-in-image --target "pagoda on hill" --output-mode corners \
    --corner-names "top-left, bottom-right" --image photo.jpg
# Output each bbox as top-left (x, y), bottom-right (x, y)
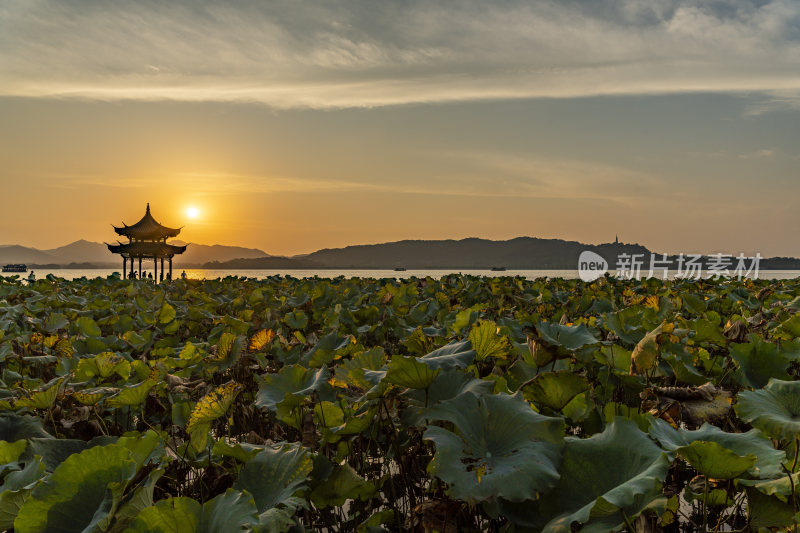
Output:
top-left (107, 203), bottom-right (187, 281)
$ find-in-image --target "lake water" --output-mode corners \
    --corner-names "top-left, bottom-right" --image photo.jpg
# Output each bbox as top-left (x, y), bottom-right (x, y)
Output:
top-left (2, 268), bottom-right (799, 281)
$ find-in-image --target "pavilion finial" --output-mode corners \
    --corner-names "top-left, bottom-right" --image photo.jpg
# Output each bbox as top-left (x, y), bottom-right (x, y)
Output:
top-left (146, 203), bottom-right (150, 214)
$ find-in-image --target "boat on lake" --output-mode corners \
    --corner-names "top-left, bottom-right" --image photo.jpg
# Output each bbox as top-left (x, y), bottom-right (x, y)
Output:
top-left (2, 264), bottom-right (27, 273)
top-left (490, 266), bottom-right (506, 271)
top-left (394, 267), bottom-right (407, 271)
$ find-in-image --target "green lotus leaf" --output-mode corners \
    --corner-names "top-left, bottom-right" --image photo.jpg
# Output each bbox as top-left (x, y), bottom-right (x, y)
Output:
top-left (309, 464), bottom-right (376, 508)
top-left (29, 437), bottom-right (114, 472)
top-left (775, 314), bottom-right (800, 339)
top-left (209, 332), bottom-right (245, 369)
top-left (520, 371), bottom-right (590, 411)
top-left (536, 321), bottom-right (600, 352)
top-left (469, 321), bottom-right (509, 361)
top-left (116, 430), bottom-right (164, 470)
top-left (15, 376), bottom-right (65, 410)
top-left (1, 455), bottom-right (46, 493)
top-left (75, 352), bottom-right (132, 382)
top-left (14, 443), bottom-right (139, 533)
top-left (0, 488), bottom-right (32, 532)
top-left (682, 294), bottom-right (707, 316)
top-left (403, 326), bottom-right (435, 355)
top-left (649, 420), bottom-right (784, 479)
top-left (124, 497), bottom-right (200, 532)
top-left (736, 379), bottom-right (800, 440)
top-left (0, 439), bottom-right (27, 464)
top-left (186, 382), bottom-right (243, 452)
top-left (157, 302), bottom-right (176, 324)
top-left (335, 347), bottom-right (387, 389)
top-left (744, 488), bottom-right (798, 530)
top-left (73, 387), bottom-right (117, 406)
top-left (233, 444), bottom-right (312, 513)
top-left (690, 318), bottom-right (726, 345)
top-left (255, 365), bottom-right (332, 412)
top-left (43, 313), bottom-right (69, 333)
top-left (109, 468), bottom-right (164, 533)
top-left (301, 332), bottom-right (354, 368)
top-left (423, 391), bottom-right (564, 503)
top-left (419, 340), bottom-right (476, 370)
top-left (199, 489), bottom-right (259, 533)
top-left (729, 336), bottom-right (791, 388)
top-left (677, 441), bottom-right (756, 479)
top-left (0, 457), bottom-right (46, 531)
top-left (313, 401), bottom-right (344, 428)
top-left (501, 417), bottom-right (670, 532)
top-left (738, 471), bottom-right (800, 498)
top-left (603, 308), bottom-right (646, 345)
top-left (212, 441), bottom-right (263, 463)
top-left (76, 316), bottom-right (102, 338)
top-left (385, 355), bottom-right (440, 389)
top-left (283, 310), bottom-right (308, 330)
top-left (105, 379), bottom-right (157, 408)
top-left (402, 369), bottom-right (495, 426)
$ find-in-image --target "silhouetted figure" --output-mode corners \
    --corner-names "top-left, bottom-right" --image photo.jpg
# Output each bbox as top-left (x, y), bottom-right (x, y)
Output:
top-left (131, 271), bottom-right (137, 279)
top-left (148, 272), bottom-right (153, 280)
top-left (181, 270), bottom-right (187, 280)
top-left (27, 270), bottom-right (35, 283)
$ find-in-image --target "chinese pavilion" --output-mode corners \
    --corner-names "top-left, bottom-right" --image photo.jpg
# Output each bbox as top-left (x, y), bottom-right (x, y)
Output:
top-left (107, 204), bottom-right (187, 281)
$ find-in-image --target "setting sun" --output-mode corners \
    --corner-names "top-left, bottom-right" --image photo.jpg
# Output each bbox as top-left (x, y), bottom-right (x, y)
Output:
top-left (186, 206), bottom-right (199, 219)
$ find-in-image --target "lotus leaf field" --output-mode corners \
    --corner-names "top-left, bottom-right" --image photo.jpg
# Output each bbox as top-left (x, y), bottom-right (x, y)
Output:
top-left (2, 273), bottom-right (800, 532)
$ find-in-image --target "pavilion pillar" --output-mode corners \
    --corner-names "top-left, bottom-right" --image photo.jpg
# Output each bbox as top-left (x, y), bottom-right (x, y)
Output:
top-left (154, 257), bottom-right (158, 283)
top-left (123, 257), bottom-right (127, 280)
top-left (130, 258), bottom-right (134, 278)
top-left (138, 257), bottom-right (142, 279)
top-left (160, 257), bottom-right (165, 281)
top-left (169, 258), bottom-right (173, 281)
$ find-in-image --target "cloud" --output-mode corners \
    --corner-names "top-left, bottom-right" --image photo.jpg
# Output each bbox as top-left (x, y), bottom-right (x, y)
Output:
top-left (737, 148), bottom-right (778, 159)
top-left (1, 0), bottom-right (799, 108)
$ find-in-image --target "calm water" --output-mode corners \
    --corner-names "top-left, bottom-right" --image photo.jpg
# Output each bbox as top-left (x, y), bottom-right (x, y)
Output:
top-left (2, 268), bottom-right (799, 281)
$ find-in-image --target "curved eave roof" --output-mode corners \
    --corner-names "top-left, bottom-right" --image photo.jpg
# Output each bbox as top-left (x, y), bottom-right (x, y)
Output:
top-left (107, 242), bottom-right (187, 257)
top-left (113, 204), bottom-right (182, 240)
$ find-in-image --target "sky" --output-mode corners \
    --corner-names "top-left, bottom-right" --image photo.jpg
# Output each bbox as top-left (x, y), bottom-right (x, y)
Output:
top-left (0, 0), bottom-right (798, 257)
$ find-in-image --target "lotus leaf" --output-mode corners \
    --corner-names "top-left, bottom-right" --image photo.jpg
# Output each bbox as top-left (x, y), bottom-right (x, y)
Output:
top-left (424, 391), bottom-right (564, 503)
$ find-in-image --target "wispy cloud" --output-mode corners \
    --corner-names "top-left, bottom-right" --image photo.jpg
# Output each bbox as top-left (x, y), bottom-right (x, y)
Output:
top-left (1, 0), bottom-right (799, 108)
top-left (738, 148), bottom-right (778, 159)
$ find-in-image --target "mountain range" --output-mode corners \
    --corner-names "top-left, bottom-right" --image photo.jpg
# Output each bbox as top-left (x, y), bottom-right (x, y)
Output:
top-left (3, 237), bottom-right (797, 270)
top-left (0, 240), bottom-right (269, 267)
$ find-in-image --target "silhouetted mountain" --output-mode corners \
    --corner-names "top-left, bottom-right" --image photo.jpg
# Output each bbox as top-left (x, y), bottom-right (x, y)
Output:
top-left (301, 237), bottom-right (651, 269)
top-left (4, 237), bottom-right (799, 270)
top-left (202, 257), bottom-right (323, 269)
top-left (0, 245), bottom-right (59, 264)
top-left (173, 243), bottom-right (270, 265)
top-left (43, 240), bottom-right (107, 263)
top-left (1, 241), bottom-right (271, 267)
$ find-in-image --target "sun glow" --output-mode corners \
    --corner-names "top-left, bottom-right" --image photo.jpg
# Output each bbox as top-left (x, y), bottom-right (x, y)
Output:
top-left (186, 206), bottom-right (199, 219)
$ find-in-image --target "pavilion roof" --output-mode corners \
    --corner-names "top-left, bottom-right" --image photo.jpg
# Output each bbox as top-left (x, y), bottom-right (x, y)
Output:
top-left (113, 204), bottom-right (182, 240)
top-left (107, 241), bottom-right (187, 258)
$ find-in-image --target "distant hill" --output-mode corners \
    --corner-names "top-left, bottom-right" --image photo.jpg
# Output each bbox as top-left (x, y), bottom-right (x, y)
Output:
top-left (3, 237), bottom-right (799, 270)
top-left (0, 245), bottom-right (59, 264)
top-left (43, 240), bottom-right (109, 264)
top-left (302, 237), bottom-right (651, 269)
top-left (0, 241), bottom-right (271, 267)
top-left (175, 243), bottom-right (270, 265)
top-left (205, 237), bottom-right (652, 270)
top-left (202, 257), bottom-right (323, 269)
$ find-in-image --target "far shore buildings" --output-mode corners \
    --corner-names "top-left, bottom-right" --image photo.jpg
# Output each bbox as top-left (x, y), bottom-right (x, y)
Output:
top-left (107, 204), bottom-right (186, 281)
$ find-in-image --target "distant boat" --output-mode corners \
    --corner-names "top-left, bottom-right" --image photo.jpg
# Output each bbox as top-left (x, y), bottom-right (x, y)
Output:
top-left (490, 266), bottom-right (506, 271)
top-left (394, 267), bottom-right (407, 271)
top-left (2, 264), bottom-right (27, 273)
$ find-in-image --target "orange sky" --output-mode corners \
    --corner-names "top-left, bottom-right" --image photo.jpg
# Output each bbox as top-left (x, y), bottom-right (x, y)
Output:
top-left (1, 1), bottom-right (799, 257)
